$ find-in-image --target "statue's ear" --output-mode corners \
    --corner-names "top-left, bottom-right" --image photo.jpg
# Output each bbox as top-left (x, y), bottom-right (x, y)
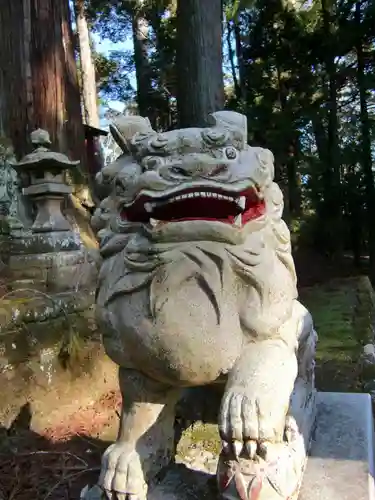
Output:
top-left (208, 111), bottom-right (247, 139)
top-left (110, 115), bottom-right (155, 153)
top-left (254, 147), bottom-right (275, 181)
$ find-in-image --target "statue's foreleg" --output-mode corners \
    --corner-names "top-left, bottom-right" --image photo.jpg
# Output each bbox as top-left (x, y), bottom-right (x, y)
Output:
top-left (99, 368), bottom-right (181, 500)
top-left (218, 338), bottom-right (301, 500)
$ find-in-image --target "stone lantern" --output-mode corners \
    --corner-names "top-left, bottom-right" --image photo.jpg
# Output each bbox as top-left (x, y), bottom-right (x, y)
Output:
top-left (7, 129), bottom-right (97, 293)
top-left (11, 129), bottom-right (80, 233)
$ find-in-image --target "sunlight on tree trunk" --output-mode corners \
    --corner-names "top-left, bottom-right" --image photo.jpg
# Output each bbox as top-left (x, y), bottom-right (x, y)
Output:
top-left (132, 3), bottom-right (156, 126)
top-left (74, 0), bottom-right (99, 129)
top-left (0, 0), bottom-right (85, 164)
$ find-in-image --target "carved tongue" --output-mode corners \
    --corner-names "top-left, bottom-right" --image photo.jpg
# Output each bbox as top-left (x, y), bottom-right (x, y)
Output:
top-left (149, 218), bottom-right (167, 228)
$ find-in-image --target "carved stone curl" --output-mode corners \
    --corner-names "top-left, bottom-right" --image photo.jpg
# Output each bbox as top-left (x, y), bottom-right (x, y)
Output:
top-left (92, 111), bottom-right (317, 500)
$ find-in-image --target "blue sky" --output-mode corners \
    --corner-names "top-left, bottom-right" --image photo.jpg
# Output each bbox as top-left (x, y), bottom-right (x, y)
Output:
top-left (93, 33), bottom-right (136, 116)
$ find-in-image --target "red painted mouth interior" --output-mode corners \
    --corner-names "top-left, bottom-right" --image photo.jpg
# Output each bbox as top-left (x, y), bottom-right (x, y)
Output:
top-left (121, 187), bottom-right (266, 227)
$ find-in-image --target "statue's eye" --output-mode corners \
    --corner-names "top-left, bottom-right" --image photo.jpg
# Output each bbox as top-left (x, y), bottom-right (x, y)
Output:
top-left (142, 156), bottom-right (163, 170)
top-left (171, 166), bottom-right (187, 176)
top-left (225, 147), bottom-right (237, 160)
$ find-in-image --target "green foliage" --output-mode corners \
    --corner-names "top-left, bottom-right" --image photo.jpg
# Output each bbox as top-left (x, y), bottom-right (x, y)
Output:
top-left (84, 0), bottom-right (375, 263)
top-left (94, 50), bottom-right (135, 102)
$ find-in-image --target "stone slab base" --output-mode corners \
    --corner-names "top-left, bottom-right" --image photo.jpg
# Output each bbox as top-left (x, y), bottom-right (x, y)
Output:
top-left (147, 392), bottom-right (375, 500)
top-left (299, 391), bottom-right (375, 500)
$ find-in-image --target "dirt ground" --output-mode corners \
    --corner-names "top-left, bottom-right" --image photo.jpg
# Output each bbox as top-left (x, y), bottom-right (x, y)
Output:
top-left (0, 392), bottom-right (121, 500)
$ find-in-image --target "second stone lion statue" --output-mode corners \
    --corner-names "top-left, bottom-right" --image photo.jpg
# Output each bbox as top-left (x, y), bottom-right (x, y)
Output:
top-left (92, 111), bottom-right (317, 500)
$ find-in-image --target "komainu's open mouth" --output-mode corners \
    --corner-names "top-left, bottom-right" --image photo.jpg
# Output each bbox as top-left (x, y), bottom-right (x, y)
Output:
top-left (121, 186), bottom-right (266, 228)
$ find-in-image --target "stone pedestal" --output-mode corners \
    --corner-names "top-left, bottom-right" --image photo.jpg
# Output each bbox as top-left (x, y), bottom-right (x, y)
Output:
top-left (299, 392), bottom-right (375, 500)
top-left (144, 392), bottom-right (375, 500)
top-left (8, 231), bottom-right (97, 293)
top-left (24, 182), bottom-right (72, 232)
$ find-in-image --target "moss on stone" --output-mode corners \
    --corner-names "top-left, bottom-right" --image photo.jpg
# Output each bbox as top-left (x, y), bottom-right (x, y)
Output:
top-left (176, 422), bottom-right (221, 458)
top-left (0, 290), bottom-right (94, 332)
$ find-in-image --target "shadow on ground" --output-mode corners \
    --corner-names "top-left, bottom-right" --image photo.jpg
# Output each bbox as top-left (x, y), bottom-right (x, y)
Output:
top-left (0, 398), bottom-right (220, 500)
top-left (0, 403), bottom-right (108, 500)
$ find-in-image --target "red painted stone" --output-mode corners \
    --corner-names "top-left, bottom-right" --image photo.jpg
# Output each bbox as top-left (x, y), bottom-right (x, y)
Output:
top-left (219, 468), bottom-right (234, 491)
top-left (234, 471), bottom-right (249, 500)
top-left (248, 475), bottom-right (263, 500)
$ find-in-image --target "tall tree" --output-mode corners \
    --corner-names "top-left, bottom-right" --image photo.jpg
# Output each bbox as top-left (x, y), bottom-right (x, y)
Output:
top-left (176, 0), bottom-right (225, 127)
top-left (131, 2), bottom-right (156, 125)
top-left (320, 0), bottom-right (341, 234)
top-left (355, 0), bottom-right (375, 279)
top-left (0, 0), bottom-right (85, 163)
top-left (75, 0), bottom-right (99, 128)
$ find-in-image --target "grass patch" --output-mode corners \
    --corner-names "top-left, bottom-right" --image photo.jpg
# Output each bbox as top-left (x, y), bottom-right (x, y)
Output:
top-left (176, 422), bottom-right (221, 457)
top-left (299, 277), bottom-right (362, 392)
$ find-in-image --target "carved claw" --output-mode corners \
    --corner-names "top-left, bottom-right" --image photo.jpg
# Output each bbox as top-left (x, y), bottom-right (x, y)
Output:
top-left (257, 441), bottom-right (270, 460)
top-left (285, 415), bottom-right (299, 444)
top-left (245, 440), bottom-right (257, 459)
top-left (99, 443), bottom-right (147, 500)
top-left (233, 440), bottom-right (243, 458)
top-left (219, 389), bottom-right (284, 459)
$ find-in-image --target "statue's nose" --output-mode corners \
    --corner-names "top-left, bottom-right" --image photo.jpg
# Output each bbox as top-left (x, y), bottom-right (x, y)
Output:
top-left (170, 156), bottom-right (227, 178)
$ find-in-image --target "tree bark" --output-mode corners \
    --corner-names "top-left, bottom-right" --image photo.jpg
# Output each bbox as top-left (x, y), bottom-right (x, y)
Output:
top-left (320, 0), bottom-right (342, 255)
top-left (176, 0), bottom-right (225, 127)
top-left (226, 21), bottom-right (241, 100)
top-left (74, 0), bottom-right (99, 128)
top-left (276, 56), bottom-right (301, 217)
top-left (0, 0), bottom-right (84, 164)
top-left (233, 21), bottom-right (246, 100)
top-left (355, 1), bottom-right (375, 279)
top-left (131, 5), bottom-right (156, 127)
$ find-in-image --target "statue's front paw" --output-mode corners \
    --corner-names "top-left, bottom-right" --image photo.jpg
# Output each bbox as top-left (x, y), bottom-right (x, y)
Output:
top-left (218, 388), bottom-right (295, 460)
top-left (98, 442), bottom-right (147, 500)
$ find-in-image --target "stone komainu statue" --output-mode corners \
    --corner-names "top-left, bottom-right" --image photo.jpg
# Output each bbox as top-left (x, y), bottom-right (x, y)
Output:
top-left (92, 111), bottom-right (317, 500)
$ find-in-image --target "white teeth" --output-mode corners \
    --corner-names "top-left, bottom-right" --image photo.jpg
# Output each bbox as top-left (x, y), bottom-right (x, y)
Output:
top-left (145, 191), bottom-right (243, 218)
top-left (237, 196), bottom-right (246, 210)
top-left (234, 214), bottom-right (242, 227)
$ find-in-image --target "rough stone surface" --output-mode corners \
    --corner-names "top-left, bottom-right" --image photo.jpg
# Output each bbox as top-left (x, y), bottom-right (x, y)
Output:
top-left (0, 289), bottom-right (118, 431)
top-left (362, 343), bottom-right (375, 365)
top-left (299, 392), bottom-right (375, 500)
top-left (10, 231), bottom-right (81, 255)
top-left (0, 290), bottom-right (94, 332)
top-left (91, 111), bottom-right (318, 500)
